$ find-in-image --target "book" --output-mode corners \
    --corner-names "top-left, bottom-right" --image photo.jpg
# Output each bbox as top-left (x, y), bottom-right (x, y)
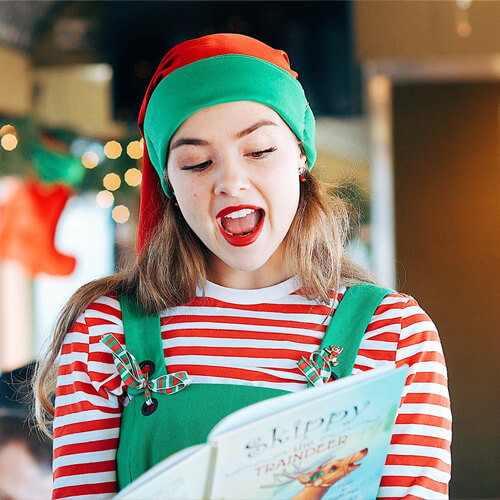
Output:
top-left (115, 365), bottom-right (408, 500)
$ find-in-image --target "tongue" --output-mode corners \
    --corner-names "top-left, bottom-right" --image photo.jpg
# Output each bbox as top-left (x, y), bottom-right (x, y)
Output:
top-left (222, 211), bottom-right (261, 235)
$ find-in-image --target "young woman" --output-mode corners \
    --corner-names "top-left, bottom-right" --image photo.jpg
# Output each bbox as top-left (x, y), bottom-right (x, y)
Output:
top-left (35, 34), bottom-right (451, 499)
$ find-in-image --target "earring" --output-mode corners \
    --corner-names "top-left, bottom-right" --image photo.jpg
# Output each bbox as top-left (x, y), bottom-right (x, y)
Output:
top-left (299, 168), bottom-right (306, 183)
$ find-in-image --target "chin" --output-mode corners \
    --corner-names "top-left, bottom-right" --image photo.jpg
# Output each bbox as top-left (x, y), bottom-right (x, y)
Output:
top-left (206, 229), bottom-right (288, 276)
top-left (222, 255), bottom-right (272, 273)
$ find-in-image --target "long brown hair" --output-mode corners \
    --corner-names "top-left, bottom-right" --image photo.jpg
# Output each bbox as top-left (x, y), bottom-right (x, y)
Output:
top-left (33, 169), bottom-right (376, 437)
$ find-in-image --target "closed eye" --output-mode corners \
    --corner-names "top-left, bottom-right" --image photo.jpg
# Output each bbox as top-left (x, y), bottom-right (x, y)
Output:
top-left (181, 160), bottom-right (212, 171)
top-left (181, 147), bottom-right (276, 169)
top-left (248, 147), bottom-right (277, 158)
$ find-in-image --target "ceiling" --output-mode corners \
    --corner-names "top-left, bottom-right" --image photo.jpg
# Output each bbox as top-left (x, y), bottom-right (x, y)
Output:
top-left (0, 1), bottom-right (57, 52)
top-left (0, 1), bottom-right (363, 120)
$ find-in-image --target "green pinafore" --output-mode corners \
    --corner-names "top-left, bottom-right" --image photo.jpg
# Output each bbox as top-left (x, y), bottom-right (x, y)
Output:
top-left (106, 284), bottom-right (392, 490)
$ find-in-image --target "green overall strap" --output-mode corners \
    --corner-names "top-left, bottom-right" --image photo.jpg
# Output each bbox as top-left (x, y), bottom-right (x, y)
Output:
top-left (310, 283), bottom-right (393, 385)
top-left (118, 294), bottom-right (166, 394)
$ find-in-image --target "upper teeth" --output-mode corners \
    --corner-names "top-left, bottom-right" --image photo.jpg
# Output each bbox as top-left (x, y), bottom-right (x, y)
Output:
top-left (224, 208), bottom-right (255, 219)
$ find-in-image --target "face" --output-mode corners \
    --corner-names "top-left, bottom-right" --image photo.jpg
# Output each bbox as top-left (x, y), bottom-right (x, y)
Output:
top-left (167, 101), bottom-right (307, 286)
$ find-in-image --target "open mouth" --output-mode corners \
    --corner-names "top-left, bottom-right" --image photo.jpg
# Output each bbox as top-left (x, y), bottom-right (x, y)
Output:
top-left (216, 205), bottom-right (265, 247)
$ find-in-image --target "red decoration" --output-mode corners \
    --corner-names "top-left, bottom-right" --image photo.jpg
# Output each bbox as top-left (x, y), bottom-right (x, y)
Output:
top-left (0, 179), bottom-right (76, 277)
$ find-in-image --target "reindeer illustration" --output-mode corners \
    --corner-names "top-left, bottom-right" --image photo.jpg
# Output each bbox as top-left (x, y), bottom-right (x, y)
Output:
top-left (262, 448), bottom-right (368, 500)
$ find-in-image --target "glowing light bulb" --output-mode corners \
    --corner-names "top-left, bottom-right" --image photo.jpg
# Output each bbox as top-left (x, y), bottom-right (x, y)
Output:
top-left (112, 205), bottom-right (130, 223)
top-left (1, 134), bottom-right (18, 151)
top-left (96, 190), bottom-right (114, 208)
top-left (104, 140), bottom-right (122, 159)
top-left (124, 168), bottom-right (142, 186)
top-left (0, 124), bottom-right (16, 137)
top-left (103, 173), bottom-right (121, 191)
top-left (82, 151), bottom-right (99, 169)
top-left (127, 140), bottom-right (143, 159)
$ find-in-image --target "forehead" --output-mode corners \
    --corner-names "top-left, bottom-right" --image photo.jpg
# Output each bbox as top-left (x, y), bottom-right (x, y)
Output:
top-left (170, 101), bottom-right (292, 141)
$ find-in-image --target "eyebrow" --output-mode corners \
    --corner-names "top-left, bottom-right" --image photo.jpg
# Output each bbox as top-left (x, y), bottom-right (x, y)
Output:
top-left (170, 119), bottom-right (278, 151)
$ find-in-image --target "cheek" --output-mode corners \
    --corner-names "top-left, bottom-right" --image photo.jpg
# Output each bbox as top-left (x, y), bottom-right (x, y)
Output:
top-left (175, 185), bottom-right (212, 235)
top-left (281, 162), bottom-right (301, 198)
top-left (169, 170), bottom-right (201, 205)
top-left (178, 189), bottom-right (202, 218)
top-left (267, 173), bottom-right (300, 227)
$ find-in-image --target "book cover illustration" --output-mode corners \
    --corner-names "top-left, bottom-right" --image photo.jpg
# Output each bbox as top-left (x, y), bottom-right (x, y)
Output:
top-left (209, 367), bottom-right (406, 500)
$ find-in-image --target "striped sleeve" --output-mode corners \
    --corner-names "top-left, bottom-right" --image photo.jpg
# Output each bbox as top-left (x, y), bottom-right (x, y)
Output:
top-left (378, 296), bottom-right (452, 499)
top-left (50, 287), bottom-right (451, 499)
top-left (52, 294), bottom-right (125, 500)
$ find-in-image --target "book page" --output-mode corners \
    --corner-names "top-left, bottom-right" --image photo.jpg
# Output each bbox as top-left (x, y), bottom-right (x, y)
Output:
top-left (208, 366), bottom-right (407, 500)
top-left (115, 444), bottom-right (213, 499)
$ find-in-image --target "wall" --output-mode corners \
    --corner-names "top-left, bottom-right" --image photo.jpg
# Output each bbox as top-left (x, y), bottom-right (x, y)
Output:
top-left (0, 44), bottom-right (31, 114)
top-left (353, 1), bottom-right (500, 60)
top-left (392, 81), bottom-right (500, 498)
top-left (0, 46), bottom-right (33, 369)
top-left (32, 64), bottom-right (123, 137)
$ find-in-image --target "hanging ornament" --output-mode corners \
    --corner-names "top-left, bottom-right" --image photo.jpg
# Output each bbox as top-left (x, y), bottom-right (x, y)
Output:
top-left (0, 178), bottom-right (77, 277)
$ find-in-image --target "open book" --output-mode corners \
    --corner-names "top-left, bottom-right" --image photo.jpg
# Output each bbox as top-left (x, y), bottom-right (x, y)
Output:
top-left (115, 365), bottom-right (407, 500)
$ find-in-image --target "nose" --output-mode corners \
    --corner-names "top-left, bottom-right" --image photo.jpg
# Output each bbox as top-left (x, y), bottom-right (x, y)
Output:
top-left (213, 156), bottom-right (250, 197)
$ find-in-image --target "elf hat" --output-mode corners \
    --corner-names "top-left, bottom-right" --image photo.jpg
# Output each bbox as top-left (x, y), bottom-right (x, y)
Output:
top-left (137, 33), bottom-right (316, 252)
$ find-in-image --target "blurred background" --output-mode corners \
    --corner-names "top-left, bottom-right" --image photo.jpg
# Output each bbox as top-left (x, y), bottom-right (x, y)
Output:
top-left (0, 1), bottom-right (498, 498)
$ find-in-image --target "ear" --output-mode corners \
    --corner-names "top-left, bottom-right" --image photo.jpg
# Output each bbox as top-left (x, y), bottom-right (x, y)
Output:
top-left (298, 151), bottom-right (308, 172)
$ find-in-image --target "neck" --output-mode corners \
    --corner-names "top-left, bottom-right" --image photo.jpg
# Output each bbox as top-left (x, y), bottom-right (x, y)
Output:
top-left (207, 247), bottom-right (294, 289)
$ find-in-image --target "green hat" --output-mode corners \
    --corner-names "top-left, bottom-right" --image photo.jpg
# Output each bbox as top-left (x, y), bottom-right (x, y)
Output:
top-left (140, 33), bottom-right (316, 198)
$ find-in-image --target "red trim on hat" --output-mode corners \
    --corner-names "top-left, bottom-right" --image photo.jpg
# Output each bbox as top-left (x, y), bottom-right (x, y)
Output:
top-left (137, 34), bottom-right (298, 254)
top-left (137, 146), bottom-right (165, 252)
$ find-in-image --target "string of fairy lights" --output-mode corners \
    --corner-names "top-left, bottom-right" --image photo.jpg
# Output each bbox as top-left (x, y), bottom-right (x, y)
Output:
top-left (0, 120), bottom-right (144, 224)
top-left (1, 125), bottom-right (18, 151)
top-left (82, 138), bottom-right (144, 223)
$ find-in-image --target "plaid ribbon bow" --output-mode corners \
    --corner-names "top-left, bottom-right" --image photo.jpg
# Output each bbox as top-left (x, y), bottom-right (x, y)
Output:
top-left (101, 334), bottom-right (192, 406)
top-left (297, 345), bottom-right (343, 387)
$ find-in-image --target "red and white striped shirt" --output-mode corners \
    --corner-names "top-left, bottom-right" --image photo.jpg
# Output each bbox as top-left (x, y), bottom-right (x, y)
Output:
top-left (53, 278), bottom-right (451, 499)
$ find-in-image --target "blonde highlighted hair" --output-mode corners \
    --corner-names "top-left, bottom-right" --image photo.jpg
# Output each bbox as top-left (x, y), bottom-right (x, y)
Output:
top-left (33, 170), bottom-right (376, 437)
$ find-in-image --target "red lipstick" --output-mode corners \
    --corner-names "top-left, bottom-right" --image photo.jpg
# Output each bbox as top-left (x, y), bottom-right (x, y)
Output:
top-left (216, 205), bottom-right (265, 247)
